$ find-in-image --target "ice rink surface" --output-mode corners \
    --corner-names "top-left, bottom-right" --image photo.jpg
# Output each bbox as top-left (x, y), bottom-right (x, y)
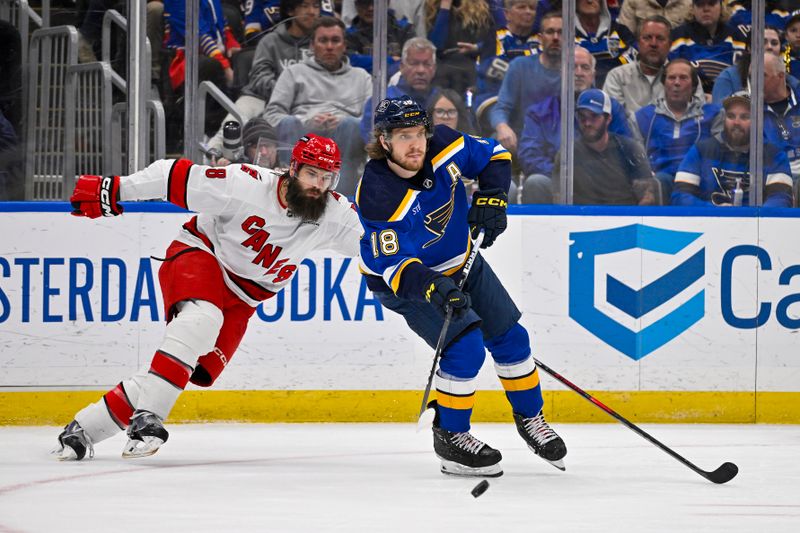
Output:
top-left (0, 423), bottom-right (798, 533)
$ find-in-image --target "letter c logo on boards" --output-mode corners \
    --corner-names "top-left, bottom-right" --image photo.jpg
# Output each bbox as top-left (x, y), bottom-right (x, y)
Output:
top-left (568, 224), bottom-right (705, 360)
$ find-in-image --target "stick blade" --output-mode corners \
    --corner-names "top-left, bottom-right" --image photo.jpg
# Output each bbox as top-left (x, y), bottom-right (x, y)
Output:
top-left (416, 407), bottom-right (435, 433)
top-left (704, 462), bottom-right (739, 484)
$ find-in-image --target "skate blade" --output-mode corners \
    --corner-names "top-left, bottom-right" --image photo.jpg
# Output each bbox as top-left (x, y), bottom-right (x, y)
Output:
top-left (122, 436), bottom-right (164, 459)
top-left (416, 407), bottom-right (436, 433)
top-left (51, 446), bottom-right (78, 461)
top-left (542, 457), bottom-right (565, 471)
top-left (439, 458), bottom-right (504, 478)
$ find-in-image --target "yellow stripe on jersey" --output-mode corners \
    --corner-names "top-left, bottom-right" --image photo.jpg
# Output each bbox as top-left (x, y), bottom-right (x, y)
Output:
top-left (390, 258), bottom-right (422, 293)
top-left (388, 189), bottom-right (418, 222)
top-left (355, 179), bottom-right (363, 207)
top-left (441, 237), bottom-right (472, 276)
top-left (490, 152), bottom-right (512, 161)
top-left (499, 369), bottom-right (541, 392)
top-left (431, 137), bottom-right (465, 171)
top-left (436, 391), bottom-right (476, 410)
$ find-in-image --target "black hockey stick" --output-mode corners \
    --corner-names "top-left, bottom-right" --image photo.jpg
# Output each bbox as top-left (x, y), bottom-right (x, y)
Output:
top-left (416, 230), bottom-right (485, 431)
top-left (532, 357), bottom-right (739, 484)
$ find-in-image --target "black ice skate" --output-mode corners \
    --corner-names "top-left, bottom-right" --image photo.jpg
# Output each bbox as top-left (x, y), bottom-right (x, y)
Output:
top-left (122, 410), bottom-right (169, 459)
top-left (53, 420), bottom-right (94, 461)
top-left (429, 401), bottom-right (503, 477)
top-left (513, 410), bottom-right (567, 471)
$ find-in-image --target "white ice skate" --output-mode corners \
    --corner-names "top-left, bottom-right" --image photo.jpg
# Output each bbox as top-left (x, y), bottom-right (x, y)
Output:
top-left (122, 410), bottom-right (169, 458)
top-left (52, 420), bottom-right (94, 461)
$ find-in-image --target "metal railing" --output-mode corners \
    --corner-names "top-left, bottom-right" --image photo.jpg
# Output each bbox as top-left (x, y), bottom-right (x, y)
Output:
top-left (197, 80), bottom-right (244, 155)
top-left (63, 61), bottom-right (114, 192)
top-left (110, 99), bottom-right (166, 175)
top-left (101, 9), bottom-right (152, 94)
top-left (24, 25), bottom-right (77, 200)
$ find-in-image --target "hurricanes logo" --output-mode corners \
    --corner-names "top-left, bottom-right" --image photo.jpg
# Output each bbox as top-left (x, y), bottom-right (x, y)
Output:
top-left (422, 166), bottom-right (460, 248)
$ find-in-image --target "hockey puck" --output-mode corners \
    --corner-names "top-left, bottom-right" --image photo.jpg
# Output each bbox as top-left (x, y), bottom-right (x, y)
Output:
top-left (471, 480), bottom-right (490, 498)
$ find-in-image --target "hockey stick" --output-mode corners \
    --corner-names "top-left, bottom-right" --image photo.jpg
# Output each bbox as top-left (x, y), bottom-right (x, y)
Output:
top-left (532, 357), bottom-right (739, 484)
top-left (416, 230), bottom-right (485, 432)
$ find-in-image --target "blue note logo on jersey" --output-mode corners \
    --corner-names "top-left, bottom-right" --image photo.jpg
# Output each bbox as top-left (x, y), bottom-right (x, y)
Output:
top-left (568, 224), bottom-right (705, 360)
top-left (422, 170), bottom-right (459, 248)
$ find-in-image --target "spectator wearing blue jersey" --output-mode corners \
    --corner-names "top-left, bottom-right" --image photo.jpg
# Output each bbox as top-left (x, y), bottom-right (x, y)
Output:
top-left (764, 52), bottom-right (800, 180)
top-left (359, 37), bottom-right (440, 143)
top-left (786, 14), bottom-right (800, 80)
top-left (727, 0), bottom-right (800, 36)
top-left (710, 26), bottom-right (800, 105)
top-left (345, 0), bottom-right (415, 76)
top-left (244, 0), bottom-right (335, 41)
top-left (633, 59), bottom-right (723, 196)
top-left (244, 0), bottom-right (281, 42)
top-left (473, 0), bottom-right (539, 123)
top-left (164, 0), bottom-right (242, 91)
top-left (492, 11), bottom-right (563, 153)
top-left (605, 15), bottom-right (705, 115)
top-left (575, 0), bottom-right (636, 87)
top-left (668, 0), bottom-right (747, 94)
top-left (559, 89), bottom-right (658, 205)
top-left (516, 48), bottom-right (633, 204)
top-left (425, 0), bottom-right (494, 95)
top-left (673, 91), bottom-right (794, 207)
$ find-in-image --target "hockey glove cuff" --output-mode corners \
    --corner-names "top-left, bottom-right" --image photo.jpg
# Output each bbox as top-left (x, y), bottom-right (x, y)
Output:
top-left (467, 188), bottom-right (507, 248)
top-left (424, 275), bottom-right (471, 320)
top-left (70, 175), bottom-right (123, 218)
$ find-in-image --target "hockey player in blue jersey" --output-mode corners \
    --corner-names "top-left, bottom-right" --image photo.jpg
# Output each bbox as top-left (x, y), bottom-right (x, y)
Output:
top-left (355, 96), bottom-right (567, 477)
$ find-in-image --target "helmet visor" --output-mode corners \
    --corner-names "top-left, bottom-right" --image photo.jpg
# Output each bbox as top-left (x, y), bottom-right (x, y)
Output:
top-left (295, 164), bottom-right (340, 191)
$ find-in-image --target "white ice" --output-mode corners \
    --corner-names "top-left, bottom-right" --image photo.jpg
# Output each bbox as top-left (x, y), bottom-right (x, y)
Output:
top-left (0, 423), bottom-right (798, 532)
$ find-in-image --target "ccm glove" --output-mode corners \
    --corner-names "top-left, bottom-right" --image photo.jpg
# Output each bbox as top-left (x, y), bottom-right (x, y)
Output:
top-left (424, 275), bottom-right (471, 320)
top-left (70, 175), bottom-right (123, 218)
top-left (467, 188), bottom-right (507, 248)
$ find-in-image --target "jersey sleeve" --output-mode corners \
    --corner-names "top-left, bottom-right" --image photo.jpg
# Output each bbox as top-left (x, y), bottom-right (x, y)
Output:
top-left (672, 145), bottom-right (711, 207)
top-left (358, 215), bottom-right (435, 300)
top-left (119, 159), bottom-right (262, 215)
top-left (763, 147), bottom-right (794, 208)
top-left (325, 192), bottom-right (363, 257)
top-left (432, 126), bottom-right (512, 192)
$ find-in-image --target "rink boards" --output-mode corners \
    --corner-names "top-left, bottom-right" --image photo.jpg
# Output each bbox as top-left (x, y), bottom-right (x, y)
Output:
top-left (1, 203), bottom-right (799, 424)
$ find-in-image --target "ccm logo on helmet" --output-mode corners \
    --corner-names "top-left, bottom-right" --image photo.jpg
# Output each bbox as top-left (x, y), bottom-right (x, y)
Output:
top-left (475, 197), bottom-right (507, 208)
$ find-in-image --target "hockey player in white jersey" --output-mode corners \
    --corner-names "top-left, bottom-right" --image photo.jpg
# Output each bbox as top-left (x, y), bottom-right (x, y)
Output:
top-left (54, 134), bottom-right (361, 460)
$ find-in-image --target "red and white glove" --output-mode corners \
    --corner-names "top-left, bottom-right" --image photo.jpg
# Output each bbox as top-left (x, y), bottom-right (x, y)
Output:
top-left (69, 175), bottom-right (123, 218)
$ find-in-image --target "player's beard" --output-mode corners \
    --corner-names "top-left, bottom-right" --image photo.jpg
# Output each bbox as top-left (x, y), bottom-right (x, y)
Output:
top-left (392, 149), bottom-right (425, 173)
top-left (286, 178), bottom-right (328, 221)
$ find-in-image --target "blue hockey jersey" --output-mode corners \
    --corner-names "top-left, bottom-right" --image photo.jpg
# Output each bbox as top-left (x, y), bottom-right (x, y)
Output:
top-left (475, 28), bottom-right (540, 111)
top-left (355, 125), bottom-right (511, 299)
top-left (669, 20), bottom-right (747, 92)
top-left (244, 0), bottom-right (336, 39)
top-left (672, 133), bottom-right (793, 207)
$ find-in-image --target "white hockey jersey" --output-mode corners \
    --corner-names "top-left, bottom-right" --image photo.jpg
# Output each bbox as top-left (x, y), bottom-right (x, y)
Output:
top-left (119, 159), bottom-right (362, 307)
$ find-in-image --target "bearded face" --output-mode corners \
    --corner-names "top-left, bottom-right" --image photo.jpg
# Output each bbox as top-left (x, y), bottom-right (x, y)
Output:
top-left (285, 174), bottom-right (328, 221)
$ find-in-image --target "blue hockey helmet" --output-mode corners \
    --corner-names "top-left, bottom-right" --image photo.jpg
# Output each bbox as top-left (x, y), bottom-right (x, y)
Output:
top-left (373, 95), bottom-right (430, 133)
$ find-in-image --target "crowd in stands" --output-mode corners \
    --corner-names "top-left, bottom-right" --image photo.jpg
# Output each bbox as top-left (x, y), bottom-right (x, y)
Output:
top-left (3, 0), bottom-right (800, 205)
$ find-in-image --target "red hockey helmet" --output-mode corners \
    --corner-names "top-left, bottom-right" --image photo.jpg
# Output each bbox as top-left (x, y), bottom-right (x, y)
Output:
top-left (291, 132), bottom-right (341, 170)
